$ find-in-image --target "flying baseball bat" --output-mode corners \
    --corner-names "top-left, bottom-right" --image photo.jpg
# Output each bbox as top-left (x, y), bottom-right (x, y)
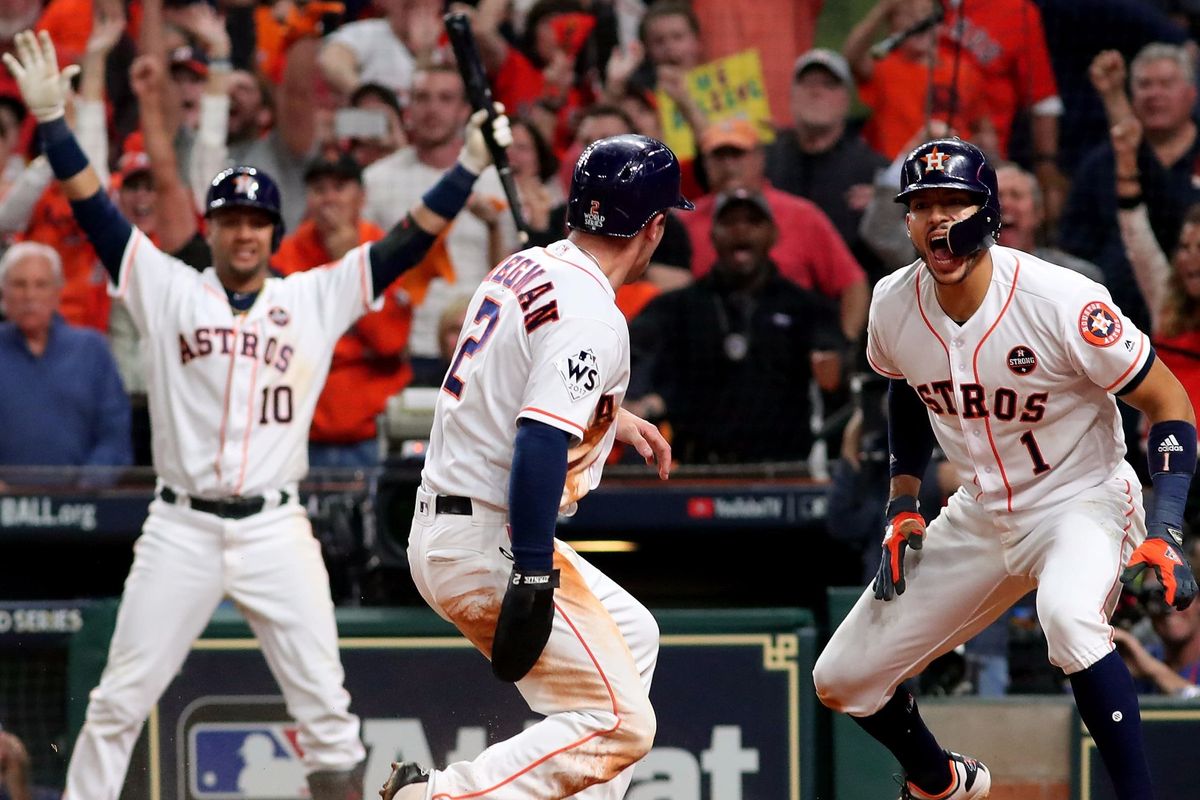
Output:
top-left (444, 11), bottom-right (530, 244)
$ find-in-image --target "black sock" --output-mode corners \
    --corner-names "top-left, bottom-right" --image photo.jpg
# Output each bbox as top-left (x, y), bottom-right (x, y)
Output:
top-left (1069, 650), bottom-right (1154, 800)
top-left (852, 687), bottom-right (949, 794)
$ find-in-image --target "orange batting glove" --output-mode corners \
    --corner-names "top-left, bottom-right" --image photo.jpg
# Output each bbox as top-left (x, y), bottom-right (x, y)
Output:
top-left (1121, 526), bottom-right (1198, 611)
top-left (873, 495), bottom-right (926, 601)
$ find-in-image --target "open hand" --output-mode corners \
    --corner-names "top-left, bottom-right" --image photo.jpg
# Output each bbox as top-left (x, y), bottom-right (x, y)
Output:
top-left (1, 30), bottom-right (80, 123)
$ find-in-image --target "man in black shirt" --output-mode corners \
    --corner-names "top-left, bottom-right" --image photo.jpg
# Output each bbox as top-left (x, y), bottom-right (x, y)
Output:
top-left (629, 189), bottom-right (843, 464)
top-left (766, 49), bottom-right (887, 284)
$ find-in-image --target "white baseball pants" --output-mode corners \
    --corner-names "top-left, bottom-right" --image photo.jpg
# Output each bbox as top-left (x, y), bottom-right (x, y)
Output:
top-left (814, 461), bottom-right (1146, 716)
top-left (65, 499), bottom-right (365, 800)
top-left (406, 486), bottom-right (660, 800)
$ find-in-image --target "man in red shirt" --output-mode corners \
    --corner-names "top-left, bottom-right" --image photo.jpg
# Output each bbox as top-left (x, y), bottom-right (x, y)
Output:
top-left (682, 118), bottom-right (868, 342)
top-left (272, 152), bottom-right (410, 468)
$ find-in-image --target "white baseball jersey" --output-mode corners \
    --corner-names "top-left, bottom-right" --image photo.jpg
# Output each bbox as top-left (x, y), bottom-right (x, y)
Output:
top-left (110, 230), bottom-right (379, 497)
top-left (422, 239), bottom-right (630, 511)
top-left (867, 245), bottom-right (1152, 514)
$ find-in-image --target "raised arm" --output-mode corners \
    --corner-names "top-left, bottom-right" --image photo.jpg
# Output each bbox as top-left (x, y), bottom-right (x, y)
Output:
top-left (1111, 114), bottom-right (1171, 334)
top-left (843, 0), bottom-right (901, 84)
top-left (2, 31), bottom-right (132, 276)
top-left (76, 3), bottom-right (126, 187)
top-left (130, 55), bottom-right (199, 253)
top-left (368, 107), bottom-right (512, 297)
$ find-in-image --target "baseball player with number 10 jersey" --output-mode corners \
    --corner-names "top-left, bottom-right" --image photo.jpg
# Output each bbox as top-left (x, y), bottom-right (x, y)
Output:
top-left (379, 135), bottom-right (688, 800)
top-left (2, 29), bottom-right (515, 800)
top-left (815, 139), bottom-right (1197, 800)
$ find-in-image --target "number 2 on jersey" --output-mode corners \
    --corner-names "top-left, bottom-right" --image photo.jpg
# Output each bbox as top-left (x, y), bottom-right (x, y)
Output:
top-left (443, 297), bottom-right (501, 399)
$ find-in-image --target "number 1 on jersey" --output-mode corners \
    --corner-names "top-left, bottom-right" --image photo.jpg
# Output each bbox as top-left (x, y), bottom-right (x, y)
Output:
top-left (1019, 430), bottom-right (1052, 475)
top-left (443, 297), bottom-right (501, 399)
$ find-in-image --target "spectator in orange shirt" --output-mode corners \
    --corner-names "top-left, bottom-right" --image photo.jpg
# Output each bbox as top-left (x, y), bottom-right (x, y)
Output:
top-left (844, 0), bottom-right (995, 161)
top-left (20, 3), bottom-right (123, 332)
top-left (272, 152), bottom-right (410, 468)
top-left (465, 0), bottom-right (598, 156)
top-left (682, 117), bottom-right (868, 342)
top-left (941, 0), bottom-right (1064, 171)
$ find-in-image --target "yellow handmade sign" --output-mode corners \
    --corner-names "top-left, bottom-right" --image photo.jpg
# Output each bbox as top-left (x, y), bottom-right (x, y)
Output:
top-left (656, 49), bottom-right (774, 160)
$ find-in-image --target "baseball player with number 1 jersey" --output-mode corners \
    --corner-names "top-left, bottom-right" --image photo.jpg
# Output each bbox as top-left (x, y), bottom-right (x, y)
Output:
top-left (379, 134), bottom-right (688, 800)
top-left (814, 139), bottom-right (1197, 800)
top-left (2, 30), bottom-right (514, 800)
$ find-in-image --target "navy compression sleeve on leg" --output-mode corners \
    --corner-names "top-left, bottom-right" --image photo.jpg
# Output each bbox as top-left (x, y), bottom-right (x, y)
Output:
top-left (508, 420), bottom-right (571, 573)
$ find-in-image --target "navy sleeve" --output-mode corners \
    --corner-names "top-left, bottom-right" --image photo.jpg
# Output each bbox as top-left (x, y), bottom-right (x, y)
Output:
top-left (70, 192), bottom-right (134, 282)
top-left (368, 214), bottom-right (437, 299)
top-left (38, 118), bottom-right (133, 280)
top-left (508, 419), bottom-right (571, 572)
top-left (888, 379), bottom-right (937, 480)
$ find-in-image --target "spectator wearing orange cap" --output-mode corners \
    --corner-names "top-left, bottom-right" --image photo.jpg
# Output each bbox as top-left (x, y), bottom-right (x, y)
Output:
top-left (272, 152), bottom-right (411, 468)
top-left (682, 117), bottom-right (869, 343)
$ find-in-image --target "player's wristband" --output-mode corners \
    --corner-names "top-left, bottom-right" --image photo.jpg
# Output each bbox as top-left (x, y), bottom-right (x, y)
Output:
top-left (1146, 420), bottom-right (1197, 530)
top-left (39, 118), bottom-right (89, 180)
top-left (422, 163), bottom-right (476, 220)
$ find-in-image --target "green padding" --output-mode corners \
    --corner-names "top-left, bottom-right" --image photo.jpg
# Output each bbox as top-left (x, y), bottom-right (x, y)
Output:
top-left (827, 586), bottom-right (903, 799)
top-left (201, 605), bottom-right (816, 639)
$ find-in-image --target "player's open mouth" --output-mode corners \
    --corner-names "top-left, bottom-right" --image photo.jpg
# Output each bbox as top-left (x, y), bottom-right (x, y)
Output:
top-left (927, 232), bottom-right (959, 270)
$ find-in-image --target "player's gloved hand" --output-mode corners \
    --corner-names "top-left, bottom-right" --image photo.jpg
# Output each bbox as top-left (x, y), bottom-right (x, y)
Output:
top-left (873, 495), bottom-right (926, 601)
top-left (492, 566), bottom-right (559, 682)
top-left (1121, 525), bottom-right (1198, 611)
top-left (1, 30), bottom-right (80, 123)
top-left (458, 104), bottom-right (512, 175)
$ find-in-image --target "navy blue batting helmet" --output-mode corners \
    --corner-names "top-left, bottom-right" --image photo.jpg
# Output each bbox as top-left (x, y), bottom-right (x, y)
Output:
top-left (895, 138), bottom-right (1000, 256)
top-left (567, 135), bottom-right (694, 238)
top-left (205, 166), bottom-right (285, 250)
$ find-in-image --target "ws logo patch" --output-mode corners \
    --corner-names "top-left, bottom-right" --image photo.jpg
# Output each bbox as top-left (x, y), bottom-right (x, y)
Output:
top-left (555, 348), bottom-right (601, 401)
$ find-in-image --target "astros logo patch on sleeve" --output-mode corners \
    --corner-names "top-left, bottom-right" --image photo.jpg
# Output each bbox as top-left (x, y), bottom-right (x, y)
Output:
top-left (555, 348), bottom-right (601, 401)
top-left (1078, 301), bottom-right (1123, 347)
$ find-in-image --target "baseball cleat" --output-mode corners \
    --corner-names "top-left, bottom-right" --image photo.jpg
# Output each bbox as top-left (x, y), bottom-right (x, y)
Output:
top-left (899, 751), bottom-right (991, 799)
top-left (379, 761), bottom-right (429, 800)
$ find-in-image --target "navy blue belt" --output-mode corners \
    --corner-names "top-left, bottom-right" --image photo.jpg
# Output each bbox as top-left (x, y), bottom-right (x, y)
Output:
top-left (159, 486), bottom-right (290, 520)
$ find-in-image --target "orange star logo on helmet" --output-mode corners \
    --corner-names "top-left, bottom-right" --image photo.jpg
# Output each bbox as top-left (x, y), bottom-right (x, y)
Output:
top-left (921, 147), bottom-right (949, 172)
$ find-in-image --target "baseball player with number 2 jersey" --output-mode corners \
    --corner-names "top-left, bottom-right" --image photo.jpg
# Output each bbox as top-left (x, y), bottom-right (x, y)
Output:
top-left (2, 29), bottom-right (514, 800)
top-left (379, 134), bottom-right (688, 800)
top-left (814, 139), bottom-right (1197, 800)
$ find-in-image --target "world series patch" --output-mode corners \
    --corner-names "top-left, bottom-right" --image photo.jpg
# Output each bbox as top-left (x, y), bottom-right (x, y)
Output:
top-left (1078, 301), bottom-right (1122, 347)
top-left (555, 348), bottom-right (601, 401)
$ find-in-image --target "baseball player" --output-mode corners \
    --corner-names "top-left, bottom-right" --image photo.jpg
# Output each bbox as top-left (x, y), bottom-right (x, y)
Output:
top-left (812, 138), bottom-right (1197, 800)
top-left (378, 134), bottom-right (689, 800)
top-left (2, 31), bottom-right (513, 800)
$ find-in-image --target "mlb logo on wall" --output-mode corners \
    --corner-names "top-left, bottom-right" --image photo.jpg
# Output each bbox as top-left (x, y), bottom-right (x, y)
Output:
top-left (189, 722), bottom-right (309, 799)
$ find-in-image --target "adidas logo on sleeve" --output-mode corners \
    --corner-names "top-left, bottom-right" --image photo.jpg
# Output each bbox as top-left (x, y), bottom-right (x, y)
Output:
top-left (1158, 435), bottom-right (1185, 453)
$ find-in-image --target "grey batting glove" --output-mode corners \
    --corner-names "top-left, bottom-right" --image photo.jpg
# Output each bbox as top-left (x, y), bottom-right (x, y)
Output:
top-left (1, 30), bottom-right (80, 123)
top-left (458, 103), bottom-right (512, 176)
